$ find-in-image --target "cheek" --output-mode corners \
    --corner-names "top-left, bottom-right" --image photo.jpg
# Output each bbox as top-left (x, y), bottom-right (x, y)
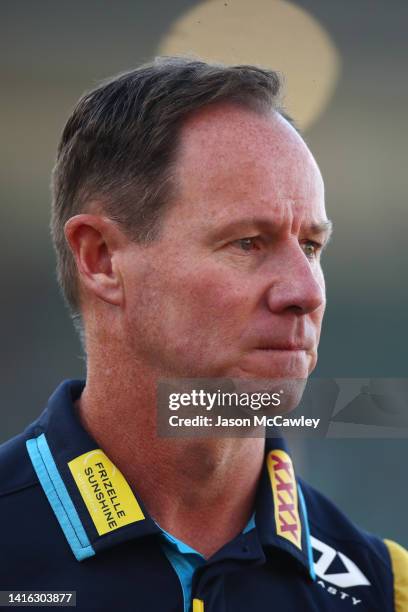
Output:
top-left (125, 260), bottom-right (255, 366)
top-left (173, 269), bottom-right (254, 341)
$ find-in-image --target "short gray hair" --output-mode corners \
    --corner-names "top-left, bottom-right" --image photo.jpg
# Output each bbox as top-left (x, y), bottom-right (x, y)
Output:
top-left (51, 56), bottom-right (285, 319)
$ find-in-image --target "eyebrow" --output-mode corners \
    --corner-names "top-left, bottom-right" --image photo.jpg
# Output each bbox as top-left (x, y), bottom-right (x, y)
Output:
top-left (210, 217), bottom-right (333, 242)
top-left (309, 220), bottom-right (333, 241)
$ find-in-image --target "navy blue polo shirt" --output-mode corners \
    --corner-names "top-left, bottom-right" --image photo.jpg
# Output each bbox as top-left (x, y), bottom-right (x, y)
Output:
top-left (0, 380), bottom-right (407, 611)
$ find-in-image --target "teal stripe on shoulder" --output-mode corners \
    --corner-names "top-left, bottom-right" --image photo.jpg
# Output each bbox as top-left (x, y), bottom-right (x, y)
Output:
top-left (26, 434), bottom-right (95, 561)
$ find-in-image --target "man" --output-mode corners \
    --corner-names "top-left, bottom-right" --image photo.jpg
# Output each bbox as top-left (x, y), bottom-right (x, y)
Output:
top-left (0, 57), bottom-right (406, 611)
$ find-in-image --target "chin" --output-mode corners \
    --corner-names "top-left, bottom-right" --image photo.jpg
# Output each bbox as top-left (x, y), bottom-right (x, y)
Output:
top-left (231, 351), bottom-right (312, 381)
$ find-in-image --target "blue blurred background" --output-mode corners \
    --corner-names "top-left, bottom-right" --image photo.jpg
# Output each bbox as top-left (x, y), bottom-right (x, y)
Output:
top-left (1, 0), bottom-right (407, 545)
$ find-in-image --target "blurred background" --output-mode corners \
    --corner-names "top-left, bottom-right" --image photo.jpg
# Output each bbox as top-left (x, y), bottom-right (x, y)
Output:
top-left (1, 0), bottom-right (407, 545)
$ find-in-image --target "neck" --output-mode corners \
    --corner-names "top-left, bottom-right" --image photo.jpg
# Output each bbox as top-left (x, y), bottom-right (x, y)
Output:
top-left (77, 352), bottom-right (265, 558)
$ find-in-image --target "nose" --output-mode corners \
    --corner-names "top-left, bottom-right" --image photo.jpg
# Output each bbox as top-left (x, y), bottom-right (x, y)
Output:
top-left (265, 244), bottom-right (325, 315)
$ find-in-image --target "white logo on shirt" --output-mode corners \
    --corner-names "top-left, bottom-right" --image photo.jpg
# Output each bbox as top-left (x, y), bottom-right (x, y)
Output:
top-left (311, 536), bottom-right (371, 588)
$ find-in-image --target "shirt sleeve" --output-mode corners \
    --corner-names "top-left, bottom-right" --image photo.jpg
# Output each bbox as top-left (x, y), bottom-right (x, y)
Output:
top-left (384, 539), bottom-right (408, 612)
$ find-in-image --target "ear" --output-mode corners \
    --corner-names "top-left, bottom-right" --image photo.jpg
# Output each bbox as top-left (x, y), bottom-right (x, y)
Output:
top-left (64, 214), bottom-right (126, 306)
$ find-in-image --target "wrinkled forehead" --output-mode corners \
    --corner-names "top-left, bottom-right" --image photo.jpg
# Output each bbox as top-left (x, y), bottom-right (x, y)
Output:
top-left (173, 103), bottom-right (325, 221)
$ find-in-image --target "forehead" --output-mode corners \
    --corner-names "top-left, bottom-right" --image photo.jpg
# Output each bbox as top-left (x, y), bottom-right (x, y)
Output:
top-left (173, 103), bottom-right (325, 226)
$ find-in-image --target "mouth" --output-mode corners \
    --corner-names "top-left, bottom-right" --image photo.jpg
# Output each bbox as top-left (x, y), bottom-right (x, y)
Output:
top-left (234, 346), bottom-right (312, 380)
top-left (255, 345), bottom-right (310, 352)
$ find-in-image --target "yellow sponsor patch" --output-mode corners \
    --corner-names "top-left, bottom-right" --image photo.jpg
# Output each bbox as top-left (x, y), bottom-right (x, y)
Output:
top-left (192, 599), bottom-right (204, 612)
top-left (267, 449), bottom-right (302, 549)
top-left (68, 449), bottom-right (145, 535)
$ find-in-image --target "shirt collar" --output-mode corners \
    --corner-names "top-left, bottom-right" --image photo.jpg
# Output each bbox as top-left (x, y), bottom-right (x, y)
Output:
top-left (256, 436), bottom-right (315, 579)
top-left (25, 379), bottom-right (314, 579)
top-left (26, 379), bottom-right (160, 561)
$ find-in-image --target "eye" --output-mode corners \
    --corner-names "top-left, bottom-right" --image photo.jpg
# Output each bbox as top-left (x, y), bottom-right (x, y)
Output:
top-left (233, 237), bottom-right (261, 252)
top-left (301, 241), bottom-right (321, 260)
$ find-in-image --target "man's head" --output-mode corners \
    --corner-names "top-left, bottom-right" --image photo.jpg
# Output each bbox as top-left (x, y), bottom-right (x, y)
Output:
top-left (51, 57), bottom-right (283, 316)
top-left (52, 57), bottom-right (331, 381)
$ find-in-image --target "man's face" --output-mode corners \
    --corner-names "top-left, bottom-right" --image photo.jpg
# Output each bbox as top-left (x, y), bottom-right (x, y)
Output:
top-left (120, 104), bottom-right (330, 381)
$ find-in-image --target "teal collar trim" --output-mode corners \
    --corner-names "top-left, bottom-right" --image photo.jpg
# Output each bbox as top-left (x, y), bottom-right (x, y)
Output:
top-left (26, 433), bottom-right (95, 561)
top-left (243, 513), bottom-right (256, 533)
top-left (298, 484), bottom-right (316, 581)
top-left (158, 513), bottom-right (256, 612)
top-left (159, 528), bottom-right (205, 612)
